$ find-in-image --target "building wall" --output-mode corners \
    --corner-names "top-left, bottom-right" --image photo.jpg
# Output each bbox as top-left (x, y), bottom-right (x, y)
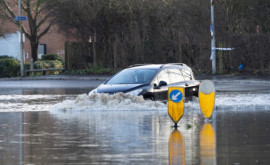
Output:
top-left (0, 32), bottom-right (20, 60)
top-left (0, 18), bottom-right (70, 62)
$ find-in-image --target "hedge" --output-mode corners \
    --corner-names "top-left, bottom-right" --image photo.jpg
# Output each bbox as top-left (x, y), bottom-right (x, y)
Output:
top-left (0, 57), bottom-right (20, 78)
top-left (0, 55), bottom-right (65, 77)
top-left (41, 54), bottom-right (64, 65)
top-left (34, 60), bottom-right (63, 69)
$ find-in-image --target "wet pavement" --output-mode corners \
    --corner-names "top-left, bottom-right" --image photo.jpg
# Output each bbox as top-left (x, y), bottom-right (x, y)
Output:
top-left (0, 75), bottom-right (270, 164)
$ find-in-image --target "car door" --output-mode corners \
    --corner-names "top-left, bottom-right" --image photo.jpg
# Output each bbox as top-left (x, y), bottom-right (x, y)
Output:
top-left (168, 68), bottom-right (185, 84)
top-left (152, 69), bottom-right (170, 101)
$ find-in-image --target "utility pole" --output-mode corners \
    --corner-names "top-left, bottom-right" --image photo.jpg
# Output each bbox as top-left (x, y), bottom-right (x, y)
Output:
top-left (210, 0), bottom-right (216, 74)
top-left (18, 0), bottom-right (24, 77)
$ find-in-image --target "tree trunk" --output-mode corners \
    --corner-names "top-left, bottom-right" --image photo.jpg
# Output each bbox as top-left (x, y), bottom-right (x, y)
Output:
top-left (30, 33), bottom-right (39, 62)
top-left (113, 34), bottom-right (118, 70)
top-left (218, 43), bottom-right (224, 74)
top-left (178, 44), bottom-right (183, 62)
top-left (31, 42), bottom-right (39, 62)
top-left (93, 41), bottom-right (97, 66)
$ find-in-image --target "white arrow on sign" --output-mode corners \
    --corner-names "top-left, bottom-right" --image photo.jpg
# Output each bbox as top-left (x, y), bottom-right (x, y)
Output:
top-left (172, 92), bottom-right (181, 101)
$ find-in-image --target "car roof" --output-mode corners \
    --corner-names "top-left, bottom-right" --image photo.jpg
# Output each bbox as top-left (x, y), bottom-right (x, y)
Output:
top-left (127, 63), bottom-right (192, 71)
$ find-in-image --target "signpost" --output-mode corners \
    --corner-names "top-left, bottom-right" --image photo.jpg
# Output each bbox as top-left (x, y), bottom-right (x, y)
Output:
top-left (15, 16), bottom-right (27, 21)
top-left (17, 0), bottom-right (26, 77)
top-left (210, 0), bottom-right (216, 74)
top-left (168, 87), bottom-right (185, 127)
top-left (199, 80), bottom-right (215, 119)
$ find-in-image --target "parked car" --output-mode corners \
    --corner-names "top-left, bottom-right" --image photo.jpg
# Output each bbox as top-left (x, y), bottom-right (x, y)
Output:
top-left (89, 63), bottom-right (200, 102)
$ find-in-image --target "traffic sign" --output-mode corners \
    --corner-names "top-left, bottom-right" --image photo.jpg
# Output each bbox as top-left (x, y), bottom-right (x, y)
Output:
top-left (168, 87), bottom-right (185, 126)
top-left (199, 80), bottom-right (215, 119)
top-left (169, 89), bottom-right (183, 103)
top-left (15, 16), bottom-right (27, 21)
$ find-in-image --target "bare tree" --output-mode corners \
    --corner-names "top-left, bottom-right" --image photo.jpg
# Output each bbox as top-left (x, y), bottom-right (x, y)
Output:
top-left (0, 0), bottom-right (56, 61)
top-left (48, 0), bottom-right (270, 73)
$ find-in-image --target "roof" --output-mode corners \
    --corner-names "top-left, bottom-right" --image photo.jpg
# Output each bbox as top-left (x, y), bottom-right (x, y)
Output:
top-left (127, 63), bottom-right (192, 70)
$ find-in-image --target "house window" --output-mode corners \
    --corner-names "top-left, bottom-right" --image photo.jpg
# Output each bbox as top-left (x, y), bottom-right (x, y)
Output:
top-left (38, 44), bottom-right (46, 59)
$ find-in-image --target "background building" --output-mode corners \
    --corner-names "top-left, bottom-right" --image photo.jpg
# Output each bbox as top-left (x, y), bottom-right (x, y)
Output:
top-left (0, 18), bottom-right (68, 62)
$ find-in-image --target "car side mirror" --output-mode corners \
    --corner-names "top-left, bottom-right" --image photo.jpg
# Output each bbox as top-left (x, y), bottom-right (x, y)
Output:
top-left (153, 81), bottom-right (167, 89)
top-left (159, 81), bottom-right (167, 87)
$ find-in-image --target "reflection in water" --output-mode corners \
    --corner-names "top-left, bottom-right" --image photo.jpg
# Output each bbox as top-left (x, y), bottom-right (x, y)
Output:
top-left (216, 111), bottom-right (270, 165)
top-left (1, 107), bottom-right (270, 164)
top-left (169, 129), bottom-right (185, 165)
top-left (200, 123), bottom-right (216, 165)
top-left (0, 111), bottom-right (173, 164)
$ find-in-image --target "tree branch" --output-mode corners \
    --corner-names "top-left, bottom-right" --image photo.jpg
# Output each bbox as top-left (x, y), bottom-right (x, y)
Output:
top-left (37, 19), bottom-right (55, 40)
top-left (1, 0), bottom-right (17, 23)
top-left (36, 12), bottom-right (54, 30)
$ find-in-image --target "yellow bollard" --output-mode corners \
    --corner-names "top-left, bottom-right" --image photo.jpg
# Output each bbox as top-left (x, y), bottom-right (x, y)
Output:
top-left (199, 80), bottom-right (215, 119)
top-left (169, 129), bottom-right (185, 165)
top-left (200, 123), bottom-right (216, 165)
top-left (168, 87), bottom-right (185, 127)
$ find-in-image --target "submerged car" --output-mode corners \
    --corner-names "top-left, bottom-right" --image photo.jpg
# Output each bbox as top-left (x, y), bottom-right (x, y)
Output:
top-left (90, 63), bottom-right (200, 101)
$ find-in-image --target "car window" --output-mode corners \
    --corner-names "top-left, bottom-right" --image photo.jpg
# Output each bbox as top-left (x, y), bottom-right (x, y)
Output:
top-left (106, 69), bottom-right (157, 84)
top-left (169, 69), bottom-right (185, 83)
top-left (154, 69), bottom-right (170, 85)
top-left (182, 69), bottom-right (192, 80)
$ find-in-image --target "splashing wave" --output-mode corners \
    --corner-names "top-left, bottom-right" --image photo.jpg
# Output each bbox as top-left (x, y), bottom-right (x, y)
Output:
top-left (51, 92), bottom-right (270, 112)
top-left (51, 93), bottom-right (167, 111)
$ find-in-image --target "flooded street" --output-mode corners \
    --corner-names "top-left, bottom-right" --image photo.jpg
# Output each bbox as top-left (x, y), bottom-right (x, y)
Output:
top-left (0, 76), bottom-right (270, 164)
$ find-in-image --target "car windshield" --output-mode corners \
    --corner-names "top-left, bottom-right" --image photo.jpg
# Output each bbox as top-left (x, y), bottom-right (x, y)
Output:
top-left (106, 69), bottom-right (157, 84)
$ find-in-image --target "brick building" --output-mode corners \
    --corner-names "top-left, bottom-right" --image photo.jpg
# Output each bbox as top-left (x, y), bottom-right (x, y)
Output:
top-left (0, 17), bottom-right (70, 62)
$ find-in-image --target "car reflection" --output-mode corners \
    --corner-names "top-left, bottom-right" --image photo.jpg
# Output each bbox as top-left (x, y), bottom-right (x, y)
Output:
top-left (169, 129), bottom-right (185, 165)
top-left (200, 123), bottom-right (216, 165)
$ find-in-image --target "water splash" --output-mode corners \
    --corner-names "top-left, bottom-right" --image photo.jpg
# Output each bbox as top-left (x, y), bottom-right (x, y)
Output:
top-left (1, 92), bottom-right (270, 112)
top-left (215, 93), bottom-right (270, 111)
top-left (0, 95), bottom-right (74, 112)
top-left (51, 93), bottom-right (167, 111)
top-left (51, 92), bottom-right (270, 112)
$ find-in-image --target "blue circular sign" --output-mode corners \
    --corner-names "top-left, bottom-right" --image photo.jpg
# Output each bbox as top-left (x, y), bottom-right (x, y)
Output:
top-left (169, 89), bottom-right (183, 103)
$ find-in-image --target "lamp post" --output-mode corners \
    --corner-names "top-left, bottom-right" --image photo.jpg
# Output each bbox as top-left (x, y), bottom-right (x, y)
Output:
top-left (210, 0), bottom-right (216, 74)
top-left (18, 0), bottom-right (24, 77)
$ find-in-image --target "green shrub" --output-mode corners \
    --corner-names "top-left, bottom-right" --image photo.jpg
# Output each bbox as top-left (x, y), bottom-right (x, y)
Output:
top-left (0, 57), bottom-right (20, 78)
top-left (41, 54), bottom-right (64, 65)
top-left (0, 55), bottom-right (12, 59)
top-left (64, 65), bottom-right (116, 75)
top-left (24, 63), bottom-right (31, 70)
top-left (34, 60), bottom-right (63, 69)
top-left (86, 65), bottom-right (114, 74)
top-left (28, 60), bottom-right (64, 76)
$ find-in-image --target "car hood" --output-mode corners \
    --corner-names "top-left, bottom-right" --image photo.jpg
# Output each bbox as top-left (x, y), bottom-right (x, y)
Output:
top-left (97, 84), bottom-right (147, 94)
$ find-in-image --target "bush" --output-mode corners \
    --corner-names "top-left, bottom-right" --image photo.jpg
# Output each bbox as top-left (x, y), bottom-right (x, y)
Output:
top-left (34, 60), bottom-right (63, 69)
top-left (24, 63), bottom-right (30, 70)
top-left (0, 57), bottom-right (20, 78)
top-left (27, 60), bottom-right (64, 76)
top-left (0, 55), bottom-right (12, 59)
top-left (41, 54), bottom-right (64, 65)
top-left (64, 65), bottom-right (116, 75)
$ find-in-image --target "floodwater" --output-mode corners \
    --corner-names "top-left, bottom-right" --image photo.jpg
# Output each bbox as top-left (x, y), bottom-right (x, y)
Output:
top-left (0, 77), bottom-right (270, 165)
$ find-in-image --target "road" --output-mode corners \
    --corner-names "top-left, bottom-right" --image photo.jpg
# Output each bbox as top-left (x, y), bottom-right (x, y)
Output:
top-left (0, 74), bottom-right (270, 164)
